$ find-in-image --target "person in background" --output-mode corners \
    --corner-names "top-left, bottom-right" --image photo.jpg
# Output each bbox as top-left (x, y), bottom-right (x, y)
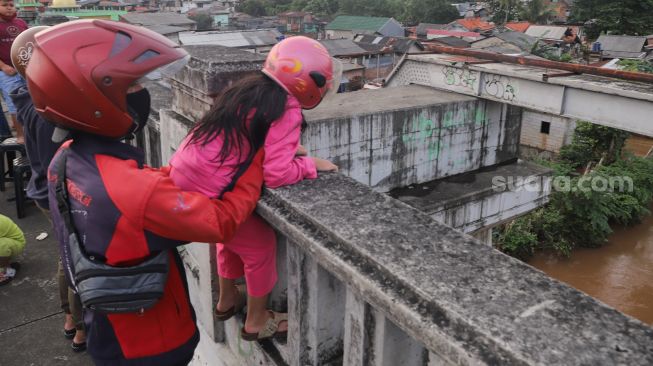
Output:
top-left (0, 213), bottom-right (25, 285)
top-left (0, 0), bottom-right (25, 143)
top-left (9, 25), bottom-right (87, 352)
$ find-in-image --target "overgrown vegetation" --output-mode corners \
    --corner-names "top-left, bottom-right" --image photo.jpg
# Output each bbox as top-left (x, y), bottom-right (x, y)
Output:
top-left (236, 0), bottom-right (459, 24)
top-left (495, 122), bottom-right (653, 260)
top-left (617, 60), bottom-right (653, 74)
top-left (571, 0), bottom-right (653, 38)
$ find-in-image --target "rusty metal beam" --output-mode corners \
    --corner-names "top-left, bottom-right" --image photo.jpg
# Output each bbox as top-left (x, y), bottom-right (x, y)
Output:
top-left (425, 45), bottom-right (653, 83)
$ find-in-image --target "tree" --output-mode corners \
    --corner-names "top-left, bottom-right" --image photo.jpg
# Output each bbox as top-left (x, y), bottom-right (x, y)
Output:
top-left (402, 0), bottom-right (460, 25)
top-left (518, 0), bottom-right (555, 24)
top-left (486, 0), bottom-right (519, 24)
top-left (238, 0), bottom-right (267, 16)
top-left (571, 0), bottom-right (653, 36)
top-left (188, 12), bottom-right (213, 30)
top-left (305, 0), bottom-right (339, 17)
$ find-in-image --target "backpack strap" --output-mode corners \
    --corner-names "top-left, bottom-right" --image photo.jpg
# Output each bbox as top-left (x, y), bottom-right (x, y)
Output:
top-left (54, 148), bottom-right (77, 240)
top-left (218, 151), bottom-right (257, 199)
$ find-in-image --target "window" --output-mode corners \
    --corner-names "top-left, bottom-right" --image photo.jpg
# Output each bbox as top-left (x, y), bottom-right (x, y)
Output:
top-left (540, 121), bottom-right (551, 134)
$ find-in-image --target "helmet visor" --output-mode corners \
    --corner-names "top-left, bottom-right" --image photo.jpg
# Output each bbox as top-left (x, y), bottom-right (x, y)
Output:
top-left (137, 53), bottom-right (190, 83)
top-left (325, 57), bottom-right (343, 99)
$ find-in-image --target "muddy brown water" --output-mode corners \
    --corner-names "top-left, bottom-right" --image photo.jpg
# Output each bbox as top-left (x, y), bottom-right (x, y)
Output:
top-left (529, 214), bottom-right (653, 325)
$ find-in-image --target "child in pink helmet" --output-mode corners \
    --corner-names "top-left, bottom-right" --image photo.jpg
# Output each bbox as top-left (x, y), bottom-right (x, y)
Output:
top-left (169, 36), bottom-right (339, 341)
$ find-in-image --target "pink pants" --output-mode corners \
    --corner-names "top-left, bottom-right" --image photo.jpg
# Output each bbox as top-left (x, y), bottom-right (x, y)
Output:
top-left (217, 213), bottom-right (277, 297)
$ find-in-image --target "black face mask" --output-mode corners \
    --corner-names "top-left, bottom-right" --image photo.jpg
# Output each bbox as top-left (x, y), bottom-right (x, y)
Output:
top-left (125, 88), bottom-right (151, 137)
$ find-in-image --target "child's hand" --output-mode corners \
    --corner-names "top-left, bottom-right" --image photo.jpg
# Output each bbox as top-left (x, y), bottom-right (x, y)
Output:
top-left (296, 144), bottom-right (308, 156)
top-left (1, 65), bottom-right (16, 76)
top-left (312, 157), bottom-right (338, 172)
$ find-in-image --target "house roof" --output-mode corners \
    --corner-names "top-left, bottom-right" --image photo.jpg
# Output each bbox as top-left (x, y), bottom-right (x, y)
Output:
top-left (144, 25), bottom-right (187, 36)
top-left (318, 39), bottom-right (368, 56)
top-left (428, 29), bottom-right (481, 38)
top-left (596, 35), bottom-right (648, 59)
top-left (178, 29), bottom-right (282, 48)
top-left (325, 15), bottom-right (390, 32)
top-left (453, 18), bottom-right (494, 32)
top-left (416, 23), bottom-right (447, 37)
top-left (495, 30), bottom-right (538, 52)
top-left (120, 12), bottom-right (195, 27)
top-left (524, 25), bottom-right (568, 40)
top-left (505, 21), bottom-right (530, 33)
top-left (423, 36), bottom-right (470, 48)
top-left (353, 34), bottom-right (423, 54)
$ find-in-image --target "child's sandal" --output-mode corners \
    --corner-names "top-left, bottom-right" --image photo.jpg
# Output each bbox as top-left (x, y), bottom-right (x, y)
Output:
top-left (240, 311), bottom-right (288, 342)
top-left (215, 284), bottom-right (247, 321)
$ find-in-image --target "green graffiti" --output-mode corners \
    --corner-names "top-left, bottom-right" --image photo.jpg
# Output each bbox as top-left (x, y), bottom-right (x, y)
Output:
top-left (402, 108), bottom-right (485, 162)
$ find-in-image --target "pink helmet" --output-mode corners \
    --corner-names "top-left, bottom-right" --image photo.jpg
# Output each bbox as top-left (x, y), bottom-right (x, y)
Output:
top-left (263, 36), bottom-right (336, 109)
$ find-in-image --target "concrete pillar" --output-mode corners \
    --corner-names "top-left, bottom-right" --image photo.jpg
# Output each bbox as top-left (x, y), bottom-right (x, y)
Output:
top-left (287, 244), bottom-right (346, 366)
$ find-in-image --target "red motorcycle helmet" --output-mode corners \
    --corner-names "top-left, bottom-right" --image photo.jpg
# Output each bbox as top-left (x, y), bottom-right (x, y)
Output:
top-left (26, 19), bottom-right (189, 138)
top-left (262, 36), bottom-right (340, 109)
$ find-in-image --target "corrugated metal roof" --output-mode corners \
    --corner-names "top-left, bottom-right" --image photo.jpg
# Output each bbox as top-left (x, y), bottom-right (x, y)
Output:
top-left (423, 37), bottom-right (470, 48)
top-left (427, 29), bottom-right (481, 38)
top-left (353, 35), bottom-right (422, 54)
top-left (179, 29), bottom-right (282, 48)
top-left (120, 12), bottom-right (196, 26)
top-left (505, 21), bottom-right (530, 33)
top-left (144, 25), bottom-right (187, 35)
top-left (453, 18), bottom-right (494, 32)
top-left (319, 39), bottom-right (368, 56)
top-left (524, 25), bottom-right (567, 40)
top-left (596, 35), bottom-right (647, 54)
top-left (416, 23), bottom-right (446, 36)
top-left (326, 15), bottom-right (389, 31)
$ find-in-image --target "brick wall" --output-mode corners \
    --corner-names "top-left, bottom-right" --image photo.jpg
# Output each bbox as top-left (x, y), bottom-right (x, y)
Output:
top-left (520, 110), bottom-right (575, 153)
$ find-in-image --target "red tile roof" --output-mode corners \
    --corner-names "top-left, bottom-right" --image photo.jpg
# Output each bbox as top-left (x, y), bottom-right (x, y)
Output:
top-left (505, 21), bottom-right (530, 33)
top-left (455, 18), bottom-right (494, 32)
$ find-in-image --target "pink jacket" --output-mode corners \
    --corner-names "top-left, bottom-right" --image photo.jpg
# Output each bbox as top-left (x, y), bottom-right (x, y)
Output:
top-left (169, 95), bottom-right (317, 196)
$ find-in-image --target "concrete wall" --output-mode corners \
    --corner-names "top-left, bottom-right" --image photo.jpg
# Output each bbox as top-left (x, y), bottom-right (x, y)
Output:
top-left (327, 29), bottom-right (354, 39)
top-left (304, 85), bottom-right (521, 192)
top-left (520, 109), bottom-right (576, 154)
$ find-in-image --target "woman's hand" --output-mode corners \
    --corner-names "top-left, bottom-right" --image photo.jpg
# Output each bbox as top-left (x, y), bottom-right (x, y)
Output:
top-left (312, 157), bottom-right (338, 172)
top-left (296, 144), bottom-right (308, 156)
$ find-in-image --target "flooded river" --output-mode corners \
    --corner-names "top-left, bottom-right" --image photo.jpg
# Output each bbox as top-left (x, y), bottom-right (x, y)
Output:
top-left (529, 213), bottom-right (653, 325)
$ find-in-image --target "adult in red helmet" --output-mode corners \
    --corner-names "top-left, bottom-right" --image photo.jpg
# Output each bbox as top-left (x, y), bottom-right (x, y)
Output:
top-left (28, 20), bottom-right (265, 365)
top-left (168, 35), bottom-right (339, 342)
top-left (9, 25), bottom-right (88, 352)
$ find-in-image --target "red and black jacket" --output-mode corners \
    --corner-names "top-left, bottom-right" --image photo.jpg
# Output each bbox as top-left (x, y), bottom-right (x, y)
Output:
top-left (47, 136), bottom-right (263, 365)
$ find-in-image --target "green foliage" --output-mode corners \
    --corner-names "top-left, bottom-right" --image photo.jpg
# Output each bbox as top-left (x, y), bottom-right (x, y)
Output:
top-left (188, 12), bottom-right (213, 31)
top-left (571, 0), bottom-right (653, 37)
top-left (486, 0), bottom-right (519, 24)
top-left (617, 60), bottom-right (653, 74)
top-left (496, 121), bottom-right (653, 260)
top-left (518, 0), bottom-right (555, 24)
top-left (238, 0), bottom-right (268, 16)
top-left (559, 121), bottom-right (630, 168)
top-left (267, 0), bottom-right (462, 24)
top-left (402, 0), bottom-right (460, 25)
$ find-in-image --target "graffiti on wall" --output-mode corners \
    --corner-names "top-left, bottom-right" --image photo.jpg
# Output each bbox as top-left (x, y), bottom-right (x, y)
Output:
top-left (442, 66), bottom-right (478, 90)
top-left (402, 107), bottom-right (486, 162)
top-left (483, 75), bottom-right (517, 101)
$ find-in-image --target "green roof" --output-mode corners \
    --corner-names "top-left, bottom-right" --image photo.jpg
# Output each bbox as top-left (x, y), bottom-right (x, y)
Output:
top-left (325, 16), bottom-right (390, 31)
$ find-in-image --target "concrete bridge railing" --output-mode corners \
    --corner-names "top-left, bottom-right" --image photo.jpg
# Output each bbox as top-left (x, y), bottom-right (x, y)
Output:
top-left (174, 168), bottom-right (653, 366)
top-left (150, 45), bottom-right (653, 365)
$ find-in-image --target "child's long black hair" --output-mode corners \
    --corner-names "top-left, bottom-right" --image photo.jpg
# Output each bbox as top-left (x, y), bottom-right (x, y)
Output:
top-left (187, 72), bottom-right (288, 163)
